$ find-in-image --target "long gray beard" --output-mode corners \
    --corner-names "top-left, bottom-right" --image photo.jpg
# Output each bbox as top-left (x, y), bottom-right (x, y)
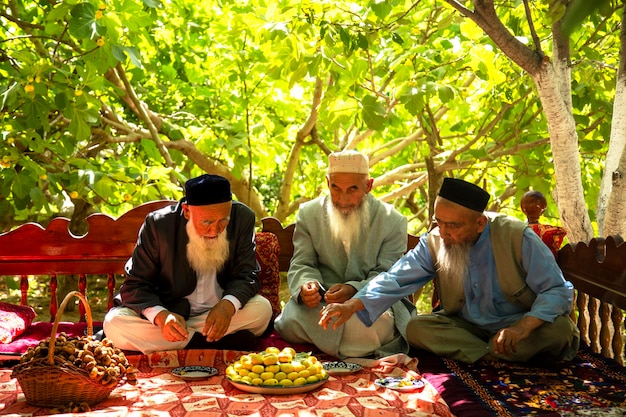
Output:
top-left (326, 197), bottom-right (370, 250)
top-left (437, 240), bottom-right (471, 289)
top-left (186, 221), bottom-right (230, 274)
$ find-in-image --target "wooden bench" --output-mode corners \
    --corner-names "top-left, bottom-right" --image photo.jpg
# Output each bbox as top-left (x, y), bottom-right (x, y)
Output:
top-left (0, 201), bottom-right (282, 358)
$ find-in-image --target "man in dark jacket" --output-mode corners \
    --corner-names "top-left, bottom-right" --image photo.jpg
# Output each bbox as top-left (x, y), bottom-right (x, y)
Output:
top-left (103, 174), bottom-right (272, 353)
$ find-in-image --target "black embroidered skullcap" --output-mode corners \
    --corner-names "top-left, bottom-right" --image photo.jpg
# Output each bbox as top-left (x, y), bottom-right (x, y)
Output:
top-left (438, 178), bottom-right (490, 212)
top-left (185, 174), bottom-right (232, 206)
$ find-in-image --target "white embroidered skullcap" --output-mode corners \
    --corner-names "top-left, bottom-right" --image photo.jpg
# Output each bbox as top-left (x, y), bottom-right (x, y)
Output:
top-left (327, 150), bottom-right (369, 175)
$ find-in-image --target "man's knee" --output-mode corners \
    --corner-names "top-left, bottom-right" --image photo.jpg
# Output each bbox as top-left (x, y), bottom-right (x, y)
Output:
top-left (406, 315), bottom-right (433, 347)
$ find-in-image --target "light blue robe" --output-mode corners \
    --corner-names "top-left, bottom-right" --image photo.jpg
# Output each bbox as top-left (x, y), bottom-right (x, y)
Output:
top-left (274, 194), bottom-right (415, 358)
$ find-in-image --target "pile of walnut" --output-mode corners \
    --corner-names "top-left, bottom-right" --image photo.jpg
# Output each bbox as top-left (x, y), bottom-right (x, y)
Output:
top-left (19, 332), bottom-right (138, 387)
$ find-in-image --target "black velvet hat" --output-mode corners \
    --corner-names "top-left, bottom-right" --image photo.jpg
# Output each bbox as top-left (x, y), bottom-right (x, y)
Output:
top-left (185, 174), bottom-right (232, 206)
top-left (438, 178), bottom-right (490, 212)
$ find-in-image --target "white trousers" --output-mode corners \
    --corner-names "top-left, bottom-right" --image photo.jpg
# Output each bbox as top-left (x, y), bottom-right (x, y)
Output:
top-left (339, 310), bottom-right (395, 357)
top-left (103, 295), bottom-right (272, 354)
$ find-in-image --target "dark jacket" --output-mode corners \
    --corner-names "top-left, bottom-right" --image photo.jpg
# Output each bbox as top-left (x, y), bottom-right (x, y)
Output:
top-left (115, 200), bottom-right (260, 319)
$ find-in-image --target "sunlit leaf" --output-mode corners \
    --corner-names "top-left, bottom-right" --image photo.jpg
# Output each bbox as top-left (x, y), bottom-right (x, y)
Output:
top-left (69, 3), bottom-right (98, 39)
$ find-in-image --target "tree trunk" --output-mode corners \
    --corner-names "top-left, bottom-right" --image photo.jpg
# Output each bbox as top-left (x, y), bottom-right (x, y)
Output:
top-left (598, 6), bottom-right (626, 238)
top-left (444, 0), bottom-right (594, 242)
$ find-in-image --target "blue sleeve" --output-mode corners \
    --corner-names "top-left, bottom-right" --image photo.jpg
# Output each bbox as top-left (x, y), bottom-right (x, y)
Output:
top-left (355, 234), bottom-right (436, 326)
top-left (522, 228), bottom-right (574, 322)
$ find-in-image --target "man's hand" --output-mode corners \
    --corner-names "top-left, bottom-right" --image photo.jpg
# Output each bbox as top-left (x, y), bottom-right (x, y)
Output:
top-left (202, 300), bottom-right (236, 342)
top-left (155, 310), bottom-right (188, 342)
top-left (492, 315), bottom-right (545, 356)
top-left (300, 281), bottom-right (324, 308)
top-left (324, 283), bottom-right (356, 304)
top-left (318, 298), bottom-right (365, 330)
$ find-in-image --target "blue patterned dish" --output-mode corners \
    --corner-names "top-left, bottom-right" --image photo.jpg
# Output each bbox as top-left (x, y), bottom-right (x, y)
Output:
top-left (322, 361), bottom-right (362, 375)
top-left (172, 366), bottom-right (218, 380)
top-left (374, 376), bottom-right (425, 391)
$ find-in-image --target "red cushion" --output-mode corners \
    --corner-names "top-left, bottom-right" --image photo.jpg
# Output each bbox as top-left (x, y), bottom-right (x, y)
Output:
top-left (0, 302), bottom-right (36, 344)
top-left (255, 232), bottom-right (281, 320)
top-left (530, 223), bottom-right (567, 258)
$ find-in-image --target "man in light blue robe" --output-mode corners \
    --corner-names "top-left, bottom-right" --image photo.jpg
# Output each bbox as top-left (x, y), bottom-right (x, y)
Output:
top-left (320, 178), bottom-right (579, 364)
top-left (274, 150), bottom-right (414, 359)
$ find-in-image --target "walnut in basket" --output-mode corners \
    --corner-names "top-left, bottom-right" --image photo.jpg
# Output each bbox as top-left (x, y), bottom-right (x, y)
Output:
top-left (19, 333), bottom-right (138, 386)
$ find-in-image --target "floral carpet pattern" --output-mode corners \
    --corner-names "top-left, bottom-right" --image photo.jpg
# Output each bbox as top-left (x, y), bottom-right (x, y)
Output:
top-left (438, 348), bottom-right (626, 417)
top-left (0, 349), bottom-right (453, 417)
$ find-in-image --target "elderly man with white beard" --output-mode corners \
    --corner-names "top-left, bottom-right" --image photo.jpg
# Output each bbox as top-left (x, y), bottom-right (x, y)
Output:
top-left (319, 178), bottom-right (580, 364)
top-left (103, 174), bottom-right (272, 354)
top-left (274, 150), bottom-right (414, 359)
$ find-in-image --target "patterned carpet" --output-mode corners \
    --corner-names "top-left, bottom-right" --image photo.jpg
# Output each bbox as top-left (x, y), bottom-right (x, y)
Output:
top-left (416, 347), bottom-right (626, 417)
top-left (0, 349), bottom-right (453, 416)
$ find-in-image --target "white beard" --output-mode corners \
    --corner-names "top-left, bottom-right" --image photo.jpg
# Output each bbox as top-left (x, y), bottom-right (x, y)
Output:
top-left (326, 197), bottom-right (370, 251)
top-left (186, 221), bottom-right (230, 274)
top-left (437, 240), bottom-right (471, 290)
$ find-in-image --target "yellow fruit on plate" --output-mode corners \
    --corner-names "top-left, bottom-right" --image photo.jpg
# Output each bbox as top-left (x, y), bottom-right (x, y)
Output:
top-left (265, 364), bottom-right (280, 374)
top-left (260, 371), bottom-right (274, 380)
top-left (277, 351), bottom-right (293, 363)
top-left (292, 362), bottom-right (306, 372)
top-left (282, 347), bottom-right (296, 357)
top-left (280, 363), bottom-right (294, 373)
top-left (263, 353), bottom-right (278, 366)
top-left (227, 347), bottom-right (328, 387)
top-left (293, 377), bottom-right (307, 386)
top-left (250, 353), bottom-right (264, 365)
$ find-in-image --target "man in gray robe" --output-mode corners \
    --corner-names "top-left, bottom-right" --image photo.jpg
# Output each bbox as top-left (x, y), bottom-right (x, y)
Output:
top-left (274, 150), bottom-right (415, 359)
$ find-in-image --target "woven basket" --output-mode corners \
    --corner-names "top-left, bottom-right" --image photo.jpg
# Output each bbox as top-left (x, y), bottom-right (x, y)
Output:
top-left (11, 291), bottom-right (118, 407)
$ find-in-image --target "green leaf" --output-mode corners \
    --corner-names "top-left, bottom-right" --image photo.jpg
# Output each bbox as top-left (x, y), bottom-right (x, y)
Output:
top-left (391, 32), bottom-right (404, 45)
top-left (289, 63), bottom-right (308, 88)
top-left (142, 0), bottom-right (162, 8)
top-left (400, 90), bottom-right (425, 116)
top-left (55, 91), bottom-right (69, 110)
top-left (370, 1), bottom-right (392, 19)
top-left (69, 3), bottom-right (98, 40)
top-left (23, 96), bottom-right (50, 131)
top-left (67, 105), bottom-right (93, 142)
top-left (361, 95), bottom-right (386, 130)
top-left (561, 0), bottom-right (611, 36)
top-left (141, 139), bottom-right (161, 160)
top-left (1, 82), bottom-right (19, 110)
top-left (357, 33), bottom-right (369, 50)
top-left (93, 175), bottom-right (117, 197)
top-left (12, 171), bottom-right (36, 199)
top-left (437, 85), bottom-right (455, 103)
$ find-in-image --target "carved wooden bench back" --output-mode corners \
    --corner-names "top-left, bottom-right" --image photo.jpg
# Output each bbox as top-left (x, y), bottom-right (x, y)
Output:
top-left (0, 201), bottom-right (284, 322)
top-left (0, 201), bottom-right (176, 321)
